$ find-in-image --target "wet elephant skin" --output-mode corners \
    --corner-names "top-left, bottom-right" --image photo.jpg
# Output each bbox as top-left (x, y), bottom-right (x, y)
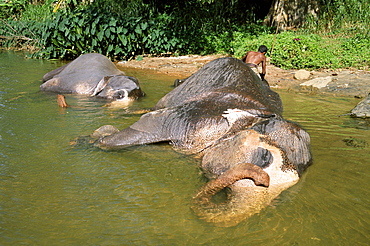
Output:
top-left (40, 53), bottom-right (144, 100)
top-left (94, 57), bottom-right (312, 227)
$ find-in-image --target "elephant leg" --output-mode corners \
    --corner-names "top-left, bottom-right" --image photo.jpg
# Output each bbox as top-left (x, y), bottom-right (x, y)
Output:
top-left (96, 127), bottom-right (170, 150)
top-left (193, 163), bottom-right (270, 205)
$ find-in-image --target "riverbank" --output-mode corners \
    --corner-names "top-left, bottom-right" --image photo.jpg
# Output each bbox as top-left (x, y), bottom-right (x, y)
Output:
top-left (117, 55), bottom-right (370, 98)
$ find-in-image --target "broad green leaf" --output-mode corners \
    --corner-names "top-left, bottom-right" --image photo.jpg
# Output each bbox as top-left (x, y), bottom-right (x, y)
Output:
top-left (78, 18), bottom-right (84, 27)
top-left (120, 35), bottom-right (127, 46)
top-left (58, 22), bottom-right (65, 31)
top-left (105, 29), bottom-right (111, 38)
top-left (76, 27), bottom-right (82, 35)
top-left (109, 19), bottom-right (117, 26)
top-left (141, 22), bottom-right (148, 30)
top-left (93, 17), bottom-right (100, 25)
top-left (114, 47), bottom-right (122, 55)
top-left (97, 30), bottom-right (104, 41)
top-left (135, 25), bottom-right (142, 35)
top-left (76, 41), bottom-right (83, 52)
top-left (107, 44), bottom-right (113, 53)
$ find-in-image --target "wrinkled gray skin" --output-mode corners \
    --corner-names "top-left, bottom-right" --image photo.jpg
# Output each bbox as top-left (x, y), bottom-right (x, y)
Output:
top-left (351, 93), bottom-right (370, 118)
top-left (95, 57), bottom-right (312, 227)
top-left (40, 53), bottom-right (144, 100)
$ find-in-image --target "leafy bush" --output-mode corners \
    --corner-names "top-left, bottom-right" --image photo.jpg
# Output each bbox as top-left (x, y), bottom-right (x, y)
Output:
top-left (232, 31), bottom-right (369, 70)
top-left (30, 9), bottom-right (184, 60)
top-left (0, 19), bottom-right (43, 49)
top-left (205, 22), bottom-right (274, 55)
top-left (267, 32), bottom-right (340, 69)
top-left (303, 0), bottom-right (370, 36)
top-left (231, 32), bottom-right (273, 60)
top-left (0, 0), bottom-right (27, 19)
top-left (339, 33), bottom-right (370, 69)
top-left (20, 1), bottom-right (54, 21)
top-left (1, 0), bottom-right (205, 59)
top-left (1, 0), bottom-right (369, 71)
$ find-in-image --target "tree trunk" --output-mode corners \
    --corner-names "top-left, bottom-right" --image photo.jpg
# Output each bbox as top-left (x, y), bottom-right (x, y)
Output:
top-left (264, 0), bottom-right (321, 29)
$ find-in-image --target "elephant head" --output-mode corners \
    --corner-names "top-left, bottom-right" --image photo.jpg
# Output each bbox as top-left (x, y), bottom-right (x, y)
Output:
top-left (192, 118), bottom-right (311, 227)
top-left (91, 75), bottom-right (144, 100)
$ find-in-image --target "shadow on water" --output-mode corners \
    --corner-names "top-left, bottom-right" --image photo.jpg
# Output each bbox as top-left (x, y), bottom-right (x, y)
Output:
top-left (0, 51), bottom-right (369, 245)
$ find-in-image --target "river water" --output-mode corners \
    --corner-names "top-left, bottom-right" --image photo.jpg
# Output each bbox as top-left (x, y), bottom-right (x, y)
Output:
top-left (0, 51), bottom-right (369, 245)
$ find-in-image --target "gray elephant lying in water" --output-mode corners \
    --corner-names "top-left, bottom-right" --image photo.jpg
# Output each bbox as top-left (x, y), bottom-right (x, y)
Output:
top-left (93, 57), bottom-right (312, 227)
top-left (40, 53), bottom-right (144, 100)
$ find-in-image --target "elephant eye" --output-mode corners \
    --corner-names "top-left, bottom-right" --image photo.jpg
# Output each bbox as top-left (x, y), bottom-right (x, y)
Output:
top-left (114, 89), bottom-right (128, 99)
top-left (250, 147), bottom-right (273, 168)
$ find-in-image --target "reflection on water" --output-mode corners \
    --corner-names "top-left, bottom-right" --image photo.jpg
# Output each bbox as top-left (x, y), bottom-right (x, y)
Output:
top-left (0, 51), bottom-right (369, 245)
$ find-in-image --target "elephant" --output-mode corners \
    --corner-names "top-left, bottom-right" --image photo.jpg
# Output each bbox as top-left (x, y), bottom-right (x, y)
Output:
top-left (93, 57), bottom-right (312, 227)
top-left (40, 53), bottom-right (144, 100)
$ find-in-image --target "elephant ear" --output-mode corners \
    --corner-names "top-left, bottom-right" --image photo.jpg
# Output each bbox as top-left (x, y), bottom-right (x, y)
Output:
top-left (91, 75), bottom-right (114, 96)
top-left (252, 119), bottom-right (312, 175)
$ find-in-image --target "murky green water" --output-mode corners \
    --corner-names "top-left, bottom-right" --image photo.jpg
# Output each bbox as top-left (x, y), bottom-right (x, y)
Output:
top-left (1, 51), bottom-right (369, 245)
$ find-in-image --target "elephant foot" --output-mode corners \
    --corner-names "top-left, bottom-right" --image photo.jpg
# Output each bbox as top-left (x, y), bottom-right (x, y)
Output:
top-left (91, 125), bottom-right (120, 139)
top-left (193, 163), bottom-right (270, 205)
top-left (70, 125), bottom-right (119, 147)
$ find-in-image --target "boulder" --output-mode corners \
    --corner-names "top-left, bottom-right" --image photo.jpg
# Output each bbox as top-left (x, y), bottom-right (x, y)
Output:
top-left (351, 94), bottom-right (370, 118)
top-left (300, 76), bottom-right (332, 89)
top-left (294, 70), bottom-right (310, 80)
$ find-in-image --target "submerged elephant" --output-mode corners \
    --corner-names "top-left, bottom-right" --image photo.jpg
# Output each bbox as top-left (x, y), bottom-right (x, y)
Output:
top-left (94, 57), bottom-right (312, 227)
top-left (40, 53), bottom-right (144, 100)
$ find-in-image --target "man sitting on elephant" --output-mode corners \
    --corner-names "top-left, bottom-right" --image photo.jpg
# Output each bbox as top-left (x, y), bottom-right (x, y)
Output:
top-left (242, 45), bottom-right (268, 81)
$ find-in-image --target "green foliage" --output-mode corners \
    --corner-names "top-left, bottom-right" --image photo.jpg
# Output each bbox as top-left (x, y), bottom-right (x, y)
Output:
top-left (0, 0), bottom-right (369, 71)
top-left (269, 33), bottom-right (339, 69)
top-left (303, 0), bottom-right (370, 35)
top-left (339, 33), bottom-right (370, 69)
top-left (204, 22), bottom-right (275, 55)
top-left (232, 31), bottom-right (370, 70)
top-left (0, 19), bottom-right (43, 49)
top-left (0, 0), bottom-right (27, 19)
top-left (29, 9), bottom-right (183, 60)
top-left (21, 0), bottom-right (54, 21)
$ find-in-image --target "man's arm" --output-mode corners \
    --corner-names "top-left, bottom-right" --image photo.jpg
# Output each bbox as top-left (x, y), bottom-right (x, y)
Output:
top-left (260, 55), bottom-right (267, 80)
top-left (261, 55), bottom-right (266, 75)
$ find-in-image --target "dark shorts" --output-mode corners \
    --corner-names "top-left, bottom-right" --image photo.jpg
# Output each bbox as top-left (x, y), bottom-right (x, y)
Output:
top-left (245, 63), bottom-right (258, 68)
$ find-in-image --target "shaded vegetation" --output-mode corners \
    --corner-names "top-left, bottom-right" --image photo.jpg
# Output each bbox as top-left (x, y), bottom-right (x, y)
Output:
top-left (0, 0), bottom-right (369, 70)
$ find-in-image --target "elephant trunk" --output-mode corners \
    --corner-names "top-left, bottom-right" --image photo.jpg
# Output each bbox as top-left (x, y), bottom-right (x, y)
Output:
top-left (193, 163), bottom-right (270, 205)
